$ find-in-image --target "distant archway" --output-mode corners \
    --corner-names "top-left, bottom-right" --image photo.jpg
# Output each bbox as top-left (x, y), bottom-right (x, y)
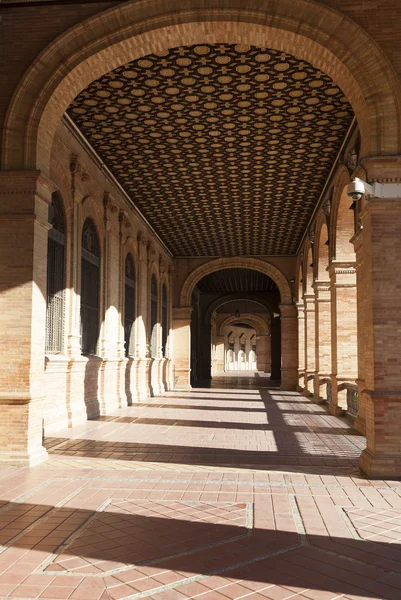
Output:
top-left (180, 258), bottom-right (291, 307)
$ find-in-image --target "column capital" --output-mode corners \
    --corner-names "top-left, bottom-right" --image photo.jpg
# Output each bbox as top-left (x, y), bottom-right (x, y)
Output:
top-left (172, 306), bottom-right (192, 320)
top-left (328, 261), bottom-right (356, 286)
top-left (279, 303), bottom-right (297, 318)
top-left (360, 155), bottom-right (401, 182)
top-left (313, 280), bottom-right (331, 300)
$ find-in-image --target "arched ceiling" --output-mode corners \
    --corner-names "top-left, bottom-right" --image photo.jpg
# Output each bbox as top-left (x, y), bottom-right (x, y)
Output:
top-left (196, 268), bottom-right (278, 294)
top-left (68, 43), bottom-right (354, 257)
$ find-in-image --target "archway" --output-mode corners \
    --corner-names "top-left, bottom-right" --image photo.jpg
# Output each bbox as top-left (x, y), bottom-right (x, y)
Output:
top-left (217, 314), bottom-right (270, 376)
top-left (3, 1), bottom-right (401, 174)
top-left (174, 260), bottom-right (297, 390)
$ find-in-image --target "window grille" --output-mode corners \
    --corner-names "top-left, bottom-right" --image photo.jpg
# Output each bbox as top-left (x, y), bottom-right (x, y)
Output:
top-left (124, 254), bottom-right (136, 356)
top-left (81, 218), bottom-right (100, 355)
top-left (161, 284), bottom-right (168, 357)
top-left (150, 274), bottom-right (158, 357)
top-left (229, 342), bottom-right (234, 362)
top-left (45, 192), bottom-right (65, 353)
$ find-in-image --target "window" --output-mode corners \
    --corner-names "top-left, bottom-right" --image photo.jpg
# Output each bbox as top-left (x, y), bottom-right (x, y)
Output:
top-left (81, 218), bottom-right (100, 355)
top-left (150, 275), bottom-right (158, 357)
top-left (161, 284), bottom-right (168, 357)
top-left (45, 192), bottom-right (65, 353)
top-left (124, 254), bottom-right (136, 357)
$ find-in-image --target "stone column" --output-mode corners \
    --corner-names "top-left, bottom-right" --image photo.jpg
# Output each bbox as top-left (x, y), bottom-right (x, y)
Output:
top-left (356, 194), bottom-right (401, 477)
top-left (172, 307), bottom-right (192, 389)
top-left (296, 302), bottom-right (305, 392)
top-left (0, 171), bottom-right (51, 466)
top-left (265, 333), bottom-right (271, 373)
top-left (303, 293), bottom-right (316, 396)
top-left (280, 304), bottom-right (298, 390)
top-left (314, 281), bottom-right (331, 403)
top-left (328, 261), bottom-right (357, 415)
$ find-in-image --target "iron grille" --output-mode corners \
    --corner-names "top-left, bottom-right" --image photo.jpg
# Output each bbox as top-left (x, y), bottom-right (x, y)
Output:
top-left (150, 275), bottom-right (158, 357)
top-left (161, 284), bottom-right (168, 357)
top-left (45, 237), bottom-right (65, 353)
top-left (45, 193), bottom-right (65, 353)
top-left (124, 254), bottom-right (136, 356)
top-left (81, 219), bottom-right (100, 355)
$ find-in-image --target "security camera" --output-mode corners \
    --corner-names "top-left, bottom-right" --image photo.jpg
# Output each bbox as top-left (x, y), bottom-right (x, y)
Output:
top-left (346, 178), bottom-right (373, 201)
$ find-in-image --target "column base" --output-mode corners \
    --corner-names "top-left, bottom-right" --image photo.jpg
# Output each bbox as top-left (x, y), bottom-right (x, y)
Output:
top-left (135, 358), bottom-right (152, 400)
top-left (280, 368), bottom-right (297, 391)
top-left (360, 448), bottom-right (401, 479)
top-left (0, 446), bottom-right (48, 467)
top-left (328, 402), bottom-right (345, 416)
top-left (354, 415), bottom-right (366, 436)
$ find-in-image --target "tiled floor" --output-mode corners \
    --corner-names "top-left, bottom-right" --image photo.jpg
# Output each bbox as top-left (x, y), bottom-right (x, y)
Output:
top-left (1, 375), bottom-right (401, 599)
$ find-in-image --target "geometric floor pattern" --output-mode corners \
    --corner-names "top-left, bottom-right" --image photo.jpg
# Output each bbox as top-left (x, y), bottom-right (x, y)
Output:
top-left (0, 375), bottom-right (401, 598)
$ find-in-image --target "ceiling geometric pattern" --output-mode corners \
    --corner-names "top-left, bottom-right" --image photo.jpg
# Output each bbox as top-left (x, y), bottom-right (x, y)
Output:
top-left (196, 268), bottom-right (278, 294)
top-left (68, 44), bottom-right (354, 256)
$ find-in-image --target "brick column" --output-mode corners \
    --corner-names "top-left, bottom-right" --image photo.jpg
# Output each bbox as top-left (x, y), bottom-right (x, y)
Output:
top-left (215, 335), bottom-right (225, 373)
top-left (356, 196), bottom-right (401, 477)
top-left (303, 293), bottom-right (316, 396)
top-left (296, 302), bottom-right (305, 391)
top-left (328, 262), bottom-right (357, 415)
top-left (352, 227), bottom-right (367, 435)
top-left (172, 307), bottom-right (192, 389)
top-left (0, 171), bottom-right (51, 466)
top-left (314, 281), bottom-right (331, 403)
top-left (280, 304), bottom-right (298, 391)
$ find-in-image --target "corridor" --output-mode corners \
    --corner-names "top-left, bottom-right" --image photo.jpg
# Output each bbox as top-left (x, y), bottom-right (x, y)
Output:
top-left (0, 383), bottom-right (401, 600)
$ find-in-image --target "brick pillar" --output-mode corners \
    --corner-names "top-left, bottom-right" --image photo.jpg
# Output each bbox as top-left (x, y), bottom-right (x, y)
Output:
top-left (356, 197), bottom-right (401, 478)
top-left (0, 171), bottom-right (50, 466)
top-left (328, 262), bottom-right (357, 415)
top-left (304, 294), bottom-right (316, 396)
top-left (352, 227), bottom-right (367, 435)
top-left (270, 317), bottom-right (281, 381)
top-left (215, 335), bottom-right (225, 373)
top-left (265, 333), bottom-right (271, 373)
top-left (314, 281), bottom-right (331, 403)
top-left (172, 306), bottom-right (192, 389)
top-left (296, 302), bottom-right (305, 392)
top-left (280, 304), bottom-right (298, 391)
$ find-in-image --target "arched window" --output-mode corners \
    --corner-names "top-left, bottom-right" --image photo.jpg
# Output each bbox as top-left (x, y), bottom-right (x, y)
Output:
top-left (46, 192), bottom-right (66, 353)
top-left (161, 283), bottom-right (168, 357)
top-left (150, 274), bottom-right (158, 358)
top-left (124, 254), bottom-right (136, 357)
top-left (81, 218), bottom-right (100, 355)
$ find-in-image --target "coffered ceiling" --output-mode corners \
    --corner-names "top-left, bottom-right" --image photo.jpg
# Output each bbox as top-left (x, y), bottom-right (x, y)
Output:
top-left (68, 44), bottom-right (354, 257)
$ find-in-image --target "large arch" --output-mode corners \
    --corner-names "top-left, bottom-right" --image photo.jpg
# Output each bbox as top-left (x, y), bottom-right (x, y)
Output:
top-left (180, 258), bottom-right (291, 307)
top-left (2, 0), bottom-right (401, 172)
